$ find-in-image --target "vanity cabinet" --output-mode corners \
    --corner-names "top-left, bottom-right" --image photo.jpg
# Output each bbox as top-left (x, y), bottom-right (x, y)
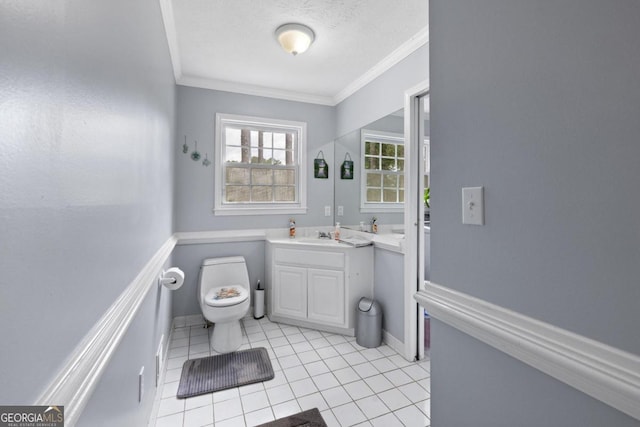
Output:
top-left (266, 241), bottom-right (373, 335)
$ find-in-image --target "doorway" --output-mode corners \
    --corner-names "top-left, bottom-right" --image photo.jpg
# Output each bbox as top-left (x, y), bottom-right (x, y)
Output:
top-left (402, 81), bottom-right (429, 361)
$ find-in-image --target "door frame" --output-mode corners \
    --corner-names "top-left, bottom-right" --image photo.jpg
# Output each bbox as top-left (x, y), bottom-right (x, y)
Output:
top-left (402, 80), bottom-right (429, 361)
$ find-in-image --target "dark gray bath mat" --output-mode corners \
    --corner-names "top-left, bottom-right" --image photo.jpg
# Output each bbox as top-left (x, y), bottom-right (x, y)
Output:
top-left (255, 408), bottom-right (327, 427)
top-left (176, 347), bottom-right (274, 399)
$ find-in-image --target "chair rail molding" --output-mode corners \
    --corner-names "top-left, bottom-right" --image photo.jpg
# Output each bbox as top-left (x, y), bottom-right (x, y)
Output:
top-left (35, 235), bottom-right (178, 426)
top-left (415, 282), bottom-right (640, 421)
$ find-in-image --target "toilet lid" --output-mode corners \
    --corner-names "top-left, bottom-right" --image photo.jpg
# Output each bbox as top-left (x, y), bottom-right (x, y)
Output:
top-left (204, 285), bottom-right (249, 307)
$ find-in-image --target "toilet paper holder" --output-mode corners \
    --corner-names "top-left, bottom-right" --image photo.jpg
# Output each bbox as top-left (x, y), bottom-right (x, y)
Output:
top-left (158, 267), bottom-right (185, 290)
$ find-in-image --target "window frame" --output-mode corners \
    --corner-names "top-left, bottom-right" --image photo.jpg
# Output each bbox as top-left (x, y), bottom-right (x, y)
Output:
top-left (214, 113), bottom-right (307, 216)
top-left (360, 129), bottom-right (405, 213)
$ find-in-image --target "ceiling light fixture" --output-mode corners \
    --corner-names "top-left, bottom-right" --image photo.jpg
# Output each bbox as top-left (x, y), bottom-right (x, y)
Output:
top-left (275, 23), bottom-right (315, 56)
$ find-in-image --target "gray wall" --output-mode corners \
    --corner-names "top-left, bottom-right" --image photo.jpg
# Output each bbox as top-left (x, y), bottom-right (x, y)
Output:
top-left (0, 0), bottom-right (176, 423)
top-left (175, 86), bottom-right (335, 231)
top-left (336, 43), bottom-right (429, 138)
top-left (430, 0), bottom-right (640, 425)
top-left (172, 242), bottom-right (266, 317)
top-left (374, 249), bottom-right (404, 343)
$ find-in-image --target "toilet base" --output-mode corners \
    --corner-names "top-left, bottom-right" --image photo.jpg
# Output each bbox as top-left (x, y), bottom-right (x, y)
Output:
top-left (210, 320), bottom-right (242, 353)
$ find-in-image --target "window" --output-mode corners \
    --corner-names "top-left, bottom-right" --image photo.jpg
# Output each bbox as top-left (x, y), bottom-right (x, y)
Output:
top-left (360, 129), bottom-right (404, 212)
top-left (215, 113), bottom-right (307, 215)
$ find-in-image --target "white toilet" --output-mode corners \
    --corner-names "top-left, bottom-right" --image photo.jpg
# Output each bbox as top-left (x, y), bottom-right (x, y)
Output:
top-left (198, 256), bottom-right (251, 353)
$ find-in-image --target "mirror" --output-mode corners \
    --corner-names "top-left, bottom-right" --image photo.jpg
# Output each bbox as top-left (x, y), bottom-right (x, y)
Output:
top-left (334, 109), bottom-right (405, 231)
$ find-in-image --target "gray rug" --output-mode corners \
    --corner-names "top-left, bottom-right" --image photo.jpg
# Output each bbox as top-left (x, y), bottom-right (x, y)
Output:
top-left (176, 347), bottom-right (274, 399)
top-left (255, 408), bottom-right (327, 427)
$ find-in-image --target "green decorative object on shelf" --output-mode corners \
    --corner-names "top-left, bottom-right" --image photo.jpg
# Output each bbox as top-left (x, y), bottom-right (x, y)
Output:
top-left (424, 187), bottom-right (430, 208)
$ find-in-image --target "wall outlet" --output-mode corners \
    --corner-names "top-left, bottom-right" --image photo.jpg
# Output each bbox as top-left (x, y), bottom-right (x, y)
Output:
top-left (324, 206), bottom-right (331, 216)
top-left (138, 366), bottom-right (144, 403)
top-left (337, 205), bottom-right (344, 216)
top-left (155, 334), bottom-right (164, 387)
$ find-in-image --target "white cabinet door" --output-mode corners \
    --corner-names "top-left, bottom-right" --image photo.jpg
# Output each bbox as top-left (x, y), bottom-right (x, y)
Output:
top-left (307, 268), bottom-right (345, 326)
top-left (273, 265), bottom-right (307, 319)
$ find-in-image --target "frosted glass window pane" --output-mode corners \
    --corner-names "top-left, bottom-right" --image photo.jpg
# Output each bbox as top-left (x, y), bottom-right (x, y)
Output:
top-left (251, 169), bottom-right (272, 185)
top-left (275, 186), bottom-right (295, 201)
top-left (366, 173), bottom-right (381, 187)
top-left (226, 186), bottom-right (250, 202)
top-left (367, 188), bottom-right (381, 202)
top-left (226, 167), bottom-right (250, 185)
top-left (383, 174), bottom-right (398, 188)
top-left (274, 169), bottom-right (295, 185)
top-left (383, 189), bottom-right (397, 202)
top-left (252, 186), bottom-right (272, 202)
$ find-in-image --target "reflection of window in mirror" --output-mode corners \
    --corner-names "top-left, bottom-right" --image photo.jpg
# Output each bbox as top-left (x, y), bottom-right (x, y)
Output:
top-left (360, 130), bottom-right (404, 212)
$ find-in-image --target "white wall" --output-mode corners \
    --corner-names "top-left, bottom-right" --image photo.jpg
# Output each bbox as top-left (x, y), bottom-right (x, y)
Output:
top-left (430, 0), bottom-right (640, 425)
top-left (0, 0), bottom-right (176, 423)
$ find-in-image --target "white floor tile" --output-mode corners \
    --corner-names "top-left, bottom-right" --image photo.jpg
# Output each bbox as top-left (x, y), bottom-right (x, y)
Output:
top-left (289, 378), bottom-right (318, 398)
top-left (312, 372), bottom-right (340, 391)
top-left (240, 390), bottom-right (270, 412)
top-left (157, 397), bottom-right (185, 418)
top-left (244, 408), bottom-right (275, 426)
top-left (265, 383), bottom-right (295, 405)
top-left (297, 349), bottom-right (321, 364)
top-left (272, 399), bottom-right (302, 419)
top-left (278, 353), bottom-right (302, 369)
top-left (283, 365), bottom-right (309, 382)
top-left (321, 386), bottom-right (352, 408)
top-left (332, 402), bottom-right (367, 426)
top-left (364, 374), bottom-right (394, 394)
top-left (355, 395), bottom-right (389, 419)
top-left (398, 382), bottom-right (430, 403)
top-left (394, 404), bottom-right (430, 427)
top-left (297, 392), bottom-right (329, 412)
top-left (352, 361), bottom-right (380, 378)
top-left (323, 355), bottom-right (349, 371)
top-left (155, 412), bottom-right (183, 427)
top-left (213, 397), bottom-right (242, 422)
top-left (320, 409), bottom-right (341, 427)
top-left (151, 317), bottom-right (432, 427)
top-left (304, 360), bottom-right (330, 376)
top-left (183, 405), bottom-right (213, 427)
top-left (184, 394), bottom-right (213, 411)
top-left (383, 369), bottom-right (413, 387)
top-left (369, 412), bottom-right (404, 427)
top-left (377, 389), bottom-right (412, 411)
top-left (343, 380), bottom-right (375, 400)
top-left (333, 366), bottom-right (360, 385)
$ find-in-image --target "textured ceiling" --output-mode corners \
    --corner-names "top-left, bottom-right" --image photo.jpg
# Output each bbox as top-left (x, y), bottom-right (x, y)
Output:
top-left (164, 0), bottom-right (428, 104)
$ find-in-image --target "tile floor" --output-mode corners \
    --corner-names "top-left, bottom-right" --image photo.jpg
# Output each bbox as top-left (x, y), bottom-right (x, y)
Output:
top-left (150, 316), bottom-right (430, 427)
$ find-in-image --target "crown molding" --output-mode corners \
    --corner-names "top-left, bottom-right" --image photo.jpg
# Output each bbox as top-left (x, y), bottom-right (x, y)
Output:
top-left (333, 27), bottom-right (429, 105)
top-left (178, 75), bottom-right (336, 106)
top-left (415, 282), bottom-right (640, 421)
top-left (158, 0), bottom-right (182, 81)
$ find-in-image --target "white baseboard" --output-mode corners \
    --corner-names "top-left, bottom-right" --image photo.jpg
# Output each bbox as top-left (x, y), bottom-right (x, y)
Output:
top-left (382, 329), bottom-right (405, 357)
top-left (35, 235), bottom-right (178, 426)
top-left (415, 282), bottom-right (640, 421)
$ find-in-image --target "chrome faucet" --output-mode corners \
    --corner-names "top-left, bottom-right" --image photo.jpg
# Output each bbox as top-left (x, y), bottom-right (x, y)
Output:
top-left (318, 231), bottom-right (332, 239)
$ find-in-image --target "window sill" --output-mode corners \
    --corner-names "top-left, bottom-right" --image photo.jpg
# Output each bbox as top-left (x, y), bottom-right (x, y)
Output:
top-left (213, 206), bottom-right (308, 216)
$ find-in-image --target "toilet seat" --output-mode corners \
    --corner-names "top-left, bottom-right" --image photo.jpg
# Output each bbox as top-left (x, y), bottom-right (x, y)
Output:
top-left (204, 286), bottom-right (249, 307)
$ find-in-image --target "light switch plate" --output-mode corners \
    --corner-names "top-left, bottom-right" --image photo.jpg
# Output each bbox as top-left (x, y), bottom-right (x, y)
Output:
top-left (462, 186), bottom-right (484, 225)
top-left (337, 206), bottom-right (344, 216)
top-left (324, 206), bottom-right (331, 216)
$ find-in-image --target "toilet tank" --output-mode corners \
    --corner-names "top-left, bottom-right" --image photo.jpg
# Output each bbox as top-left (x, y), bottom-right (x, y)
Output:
top-left (198, 256), bottom-right (250, 300)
